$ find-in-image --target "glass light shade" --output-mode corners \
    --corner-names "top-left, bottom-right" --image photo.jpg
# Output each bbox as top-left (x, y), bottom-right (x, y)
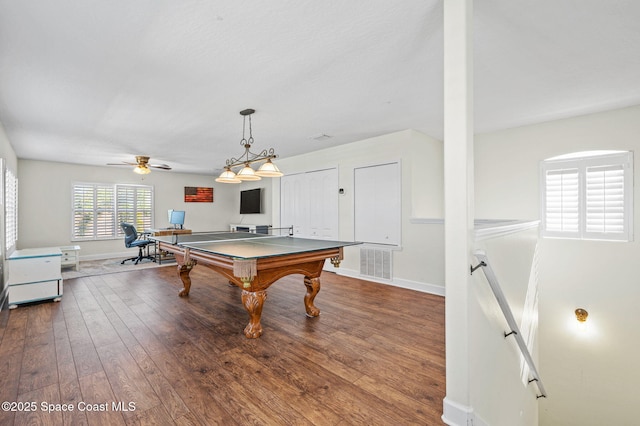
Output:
top-left (133, 165), bottom-right (151, 175)
top-left (575, 308), bottom-right (589, 333)
top-left (215, 168), bottom-right (241, 183)
top-left (255, 159), bottom-right (283, 177)
top-left (236, 164), bottom-right (261, 181)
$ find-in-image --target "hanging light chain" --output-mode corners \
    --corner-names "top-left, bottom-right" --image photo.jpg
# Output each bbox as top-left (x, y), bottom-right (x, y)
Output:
top-left (240, 114), bottom-right (248, 146)
top-left (247, 113), bottom-right (254, 145)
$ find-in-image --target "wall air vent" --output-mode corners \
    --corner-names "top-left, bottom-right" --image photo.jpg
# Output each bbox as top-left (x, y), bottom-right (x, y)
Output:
top-left (360, 247), bottom-right (392, 280)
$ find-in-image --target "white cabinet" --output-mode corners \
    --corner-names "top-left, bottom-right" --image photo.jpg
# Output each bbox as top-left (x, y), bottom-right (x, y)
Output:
top-left (229, 224), bottom-right (271, 234)
top-left (230, 223), bottom-right (258, 232)
top-left (7, 248), bottom-right (63, 308)
top-left (60, 245), bottom-right (81, 270)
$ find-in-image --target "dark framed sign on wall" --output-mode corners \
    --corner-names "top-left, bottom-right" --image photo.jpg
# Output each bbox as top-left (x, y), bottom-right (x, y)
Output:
top-left (184, 186), bottom-right (214, 202)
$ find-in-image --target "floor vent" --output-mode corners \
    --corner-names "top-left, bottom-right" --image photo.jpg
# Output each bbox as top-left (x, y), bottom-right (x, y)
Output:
top-left (360, 247), bottom-right (392, 280)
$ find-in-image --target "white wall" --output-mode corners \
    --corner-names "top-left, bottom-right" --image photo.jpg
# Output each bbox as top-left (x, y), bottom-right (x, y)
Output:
top-left (469, 227), bottom-right (541, 426)
top-left (0, 123), bottom-right (17, 174)
top-left (230, 179), bottom-right (275, 229)
top-left (17, 160), bottom-right (271, 259)
top-left (272, 129), bottom-right (445, 294)
top-left (475, 105), bottom-right (640, 426)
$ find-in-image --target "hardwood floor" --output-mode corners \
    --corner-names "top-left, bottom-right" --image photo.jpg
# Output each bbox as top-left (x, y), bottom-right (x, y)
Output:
top-left (0, 265), bottom-right (445, 425)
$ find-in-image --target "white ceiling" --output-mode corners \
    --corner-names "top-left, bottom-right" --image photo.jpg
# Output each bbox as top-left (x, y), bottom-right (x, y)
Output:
top-left (1, 1), bottom-right (639, 175)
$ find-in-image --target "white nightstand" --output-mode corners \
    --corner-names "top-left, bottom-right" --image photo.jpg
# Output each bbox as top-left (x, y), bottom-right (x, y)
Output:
top-left (60, 245), bottom-right (81, 270)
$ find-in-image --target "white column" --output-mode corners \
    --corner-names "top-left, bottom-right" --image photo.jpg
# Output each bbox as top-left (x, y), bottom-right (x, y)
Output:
top-left (442, 0), bottom-right (475, 425)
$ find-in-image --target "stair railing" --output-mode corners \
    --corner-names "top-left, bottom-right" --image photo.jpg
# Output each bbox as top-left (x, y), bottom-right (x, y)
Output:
top-left (471, 250), bottom-right (547, 399)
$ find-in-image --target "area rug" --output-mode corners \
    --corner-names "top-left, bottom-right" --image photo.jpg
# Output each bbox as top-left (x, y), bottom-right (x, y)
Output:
top-left (62, 257), bottom-right (174, 279)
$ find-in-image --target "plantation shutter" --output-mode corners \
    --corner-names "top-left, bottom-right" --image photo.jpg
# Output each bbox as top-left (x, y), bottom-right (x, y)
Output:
top-left (541, 151), bottom-right (632, 241)
top-left (73, 184), bottom-right (115, 240)
top-left (5, 168), bottom-right (18, 250)
top-left (72, 183), bottom-right (153, 240)
top-left (544, 169), bottom-right (579, 235)
top-left (116, 185), bottom-right (153, 234)
top-left (585, 164), bottom-right (625, 235)
top-left (95, 185), bottom-right (116, 238)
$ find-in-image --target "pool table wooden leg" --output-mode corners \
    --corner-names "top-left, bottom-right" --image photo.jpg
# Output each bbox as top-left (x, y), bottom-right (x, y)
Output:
top-left (176, 261), bottom-right (196, 297)
top-left (303, 276), bottom-right (321, 317)
top-left (241, 290), bottom-right (267, 338)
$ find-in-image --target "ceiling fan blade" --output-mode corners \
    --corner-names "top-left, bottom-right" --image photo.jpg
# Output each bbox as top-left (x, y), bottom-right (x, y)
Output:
top-left (106, 161), bottom-right (138, 166)
top-left (149, 164), bottom-right (172, 170)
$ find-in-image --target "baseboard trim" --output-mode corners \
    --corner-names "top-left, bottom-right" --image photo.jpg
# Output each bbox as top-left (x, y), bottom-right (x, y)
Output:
top-left (442, 397), bottom-right (488, 426)
top-left (80, 251), bottom-right (140, 262)
top-left (442, 397), bottom-right (473, 426)
top-left (337, 268), bottom-right (445, 297)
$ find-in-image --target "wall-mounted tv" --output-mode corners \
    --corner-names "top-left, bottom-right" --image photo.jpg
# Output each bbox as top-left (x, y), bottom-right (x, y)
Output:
top-left (240, 188), bottom-right (262, 214)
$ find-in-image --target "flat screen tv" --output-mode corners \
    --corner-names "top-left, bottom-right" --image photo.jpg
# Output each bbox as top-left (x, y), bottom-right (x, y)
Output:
top-left (240, 188), bottom-right (262, 214)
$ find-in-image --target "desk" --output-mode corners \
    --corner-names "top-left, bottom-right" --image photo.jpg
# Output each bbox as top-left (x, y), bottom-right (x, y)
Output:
top-left (149, 229), bottom-right (192, 263)
top-left (149, 228), bottom-right (192, 236)
top-left (149, 231), bottom-right (359, 338)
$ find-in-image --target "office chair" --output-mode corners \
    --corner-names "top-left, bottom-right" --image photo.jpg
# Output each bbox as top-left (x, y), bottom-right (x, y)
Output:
top-left (120, 222), bottom-right (155, 265)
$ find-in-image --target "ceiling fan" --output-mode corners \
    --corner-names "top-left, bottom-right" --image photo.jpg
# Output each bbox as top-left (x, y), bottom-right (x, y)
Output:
top-left (107, 155), bottom-right (172, 175)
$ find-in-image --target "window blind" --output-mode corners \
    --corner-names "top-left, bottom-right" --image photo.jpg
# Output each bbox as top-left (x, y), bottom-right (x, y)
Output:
top-left (72, 183), bottom-right (153, 240)
top-left (541, 151), bottom-right (632, 241)
top-left (5, 169), bottom-right (18, 251)
top-left (73, 184), bottom-right (115, 240)
top-left (585, 165), bottom-right (625, 234)
top-left (116, 185), bottom-right (153, 235)
top-left (545, 169), bottom-right (579, 234)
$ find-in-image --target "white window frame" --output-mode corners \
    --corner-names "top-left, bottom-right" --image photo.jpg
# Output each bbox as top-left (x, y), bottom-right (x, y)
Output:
top-left (540, 151), bottom-right (633, 241)
top-left (72, 182), bottom-right (154, 241)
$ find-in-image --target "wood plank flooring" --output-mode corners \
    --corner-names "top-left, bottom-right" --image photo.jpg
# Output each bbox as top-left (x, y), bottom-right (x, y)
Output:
top-left (0, 264), bottom-right (445, 425)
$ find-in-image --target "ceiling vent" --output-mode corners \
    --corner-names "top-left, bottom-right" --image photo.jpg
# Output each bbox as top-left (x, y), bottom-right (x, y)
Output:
top-left (309, 133), bottom-right (332, 141)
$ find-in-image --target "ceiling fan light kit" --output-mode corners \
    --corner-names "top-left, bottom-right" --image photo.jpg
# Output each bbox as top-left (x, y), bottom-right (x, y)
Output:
top-left (215, 109), bottom-right (283, 184)
top-left (133, 164), bottom-right (151, 175)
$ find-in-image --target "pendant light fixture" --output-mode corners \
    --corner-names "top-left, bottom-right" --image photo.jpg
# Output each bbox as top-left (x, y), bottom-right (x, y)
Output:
top-left (215, 109), bottom-right (283, 183)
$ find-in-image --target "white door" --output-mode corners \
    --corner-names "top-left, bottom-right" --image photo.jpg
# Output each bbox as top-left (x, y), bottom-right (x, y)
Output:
top-left (280, 173), bottom-right (308, 237)
top-left (354, 162), bottom-right (401, 246)
top-left (280, 168), bottom-right (339, 271)
top-left (307, 169), bottom-right (339, 240)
